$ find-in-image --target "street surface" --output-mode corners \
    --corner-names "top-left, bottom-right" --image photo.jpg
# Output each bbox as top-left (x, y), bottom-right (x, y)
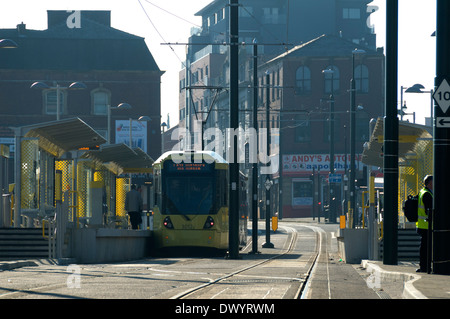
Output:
top-left (0, 220), bottom-right (385, 301)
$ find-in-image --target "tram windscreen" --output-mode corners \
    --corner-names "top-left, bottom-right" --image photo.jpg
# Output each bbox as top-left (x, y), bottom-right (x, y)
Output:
top-left (163, 175), bottom-right (215, 215)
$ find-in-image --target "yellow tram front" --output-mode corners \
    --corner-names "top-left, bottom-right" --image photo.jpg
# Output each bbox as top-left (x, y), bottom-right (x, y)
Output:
top-left (153, 151), bottom-right (231, 251)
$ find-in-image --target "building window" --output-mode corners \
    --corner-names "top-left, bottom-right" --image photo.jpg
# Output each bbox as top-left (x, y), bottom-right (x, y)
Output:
top-left (276, 69), bottom-right (281, 99)
top-left (44, 90), bottom-right (66, 115)
top-left (91, 89), bottom-right (111, 115)
top-left (180, 78), bottom-right (185, 92)
top-left (343, 8), bottom-right (361, 19)
top-left (324, 65), bottom-right (340, 94)
top-left (295, 66), bottom-right (311, 95)
top-left (263, 7), bottom-right (279, 24)
top-left (355, 64), bottom-right (369, 93)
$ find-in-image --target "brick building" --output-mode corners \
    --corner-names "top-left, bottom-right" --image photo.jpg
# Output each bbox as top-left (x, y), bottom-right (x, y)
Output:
top-left (178, 0), bottom-right (379, 148)
top-left (0, 10), bottom-right (163, 165)
top-left (259, 34), bottom-right (385, 217)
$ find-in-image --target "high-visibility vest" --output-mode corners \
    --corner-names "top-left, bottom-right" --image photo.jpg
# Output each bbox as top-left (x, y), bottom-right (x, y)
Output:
top-left (417, 187), bottom-right (432, 230)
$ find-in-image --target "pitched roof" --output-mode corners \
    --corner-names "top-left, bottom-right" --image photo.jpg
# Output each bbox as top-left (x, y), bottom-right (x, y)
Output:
top-left (0, 11), bottom-right (161, 72)
top-left (264, 34), bottom-right (381, 65)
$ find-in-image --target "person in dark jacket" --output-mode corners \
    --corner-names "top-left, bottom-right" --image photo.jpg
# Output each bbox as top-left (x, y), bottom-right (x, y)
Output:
top-left (125, 184), bottom-right (143, 230)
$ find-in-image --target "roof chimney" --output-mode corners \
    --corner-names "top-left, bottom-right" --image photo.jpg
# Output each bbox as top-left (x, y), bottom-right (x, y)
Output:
top-left (47, 10), bottom-right (111, 29)
top-left (17, 22), bottom-right (26, 36)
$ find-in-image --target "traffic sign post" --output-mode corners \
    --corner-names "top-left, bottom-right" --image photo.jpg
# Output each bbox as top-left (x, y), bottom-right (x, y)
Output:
top-left (433, 0), bottom-right (450, 275)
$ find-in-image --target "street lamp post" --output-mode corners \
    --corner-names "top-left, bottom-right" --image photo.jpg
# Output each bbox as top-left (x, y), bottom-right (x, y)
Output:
top-left (262, 72), bottom-right (274, 249)
top-left (251, 40), bottom-right (259, 254)
top-left (404, 84), bottom-right (434, 125)
top-left (349, 49), bottom-right (365, 228)
top-left (107, 103), bottom-right (132, 144)
top-left (323, 68), bottom-right (336, 223)
top-left (129, 116), bottom-right (151, 148)
top-left (161, 122), bottom-right (167, 155)
top-left (30, 81), bottom-right (86, 121)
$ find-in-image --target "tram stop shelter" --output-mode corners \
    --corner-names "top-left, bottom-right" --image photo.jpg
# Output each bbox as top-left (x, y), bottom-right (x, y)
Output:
top-left (361, 117), bottom-right (433, 226)
top-left (10, 117), bottom-right (154, 263)
top-left (338, 118), bottom-right (432, 263)
top-left (12, 117), bottom-right (107, 228)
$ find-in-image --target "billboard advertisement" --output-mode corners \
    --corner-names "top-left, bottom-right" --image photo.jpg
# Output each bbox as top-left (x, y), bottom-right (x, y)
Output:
top-left (115, 120), bottom-right (147, 152)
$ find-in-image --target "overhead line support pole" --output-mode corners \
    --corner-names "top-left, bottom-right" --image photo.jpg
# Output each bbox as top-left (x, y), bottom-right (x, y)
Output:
top-left (383, 0), bottom-right (399, 265)
top-left (433, 0), bottom-right (450, 275)
top-left (228, 0), bottom-right (240, 259)
top-left (252, 41), bottom-right (259, 254)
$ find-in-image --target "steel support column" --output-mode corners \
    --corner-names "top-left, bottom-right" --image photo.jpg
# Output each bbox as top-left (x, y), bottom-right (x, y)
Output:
top-left (383, 0), bottom-right (399, 265)
top-left (433, 0), bottom-right (450, 275)
top-left (228, 0), bottom-right (240, 259)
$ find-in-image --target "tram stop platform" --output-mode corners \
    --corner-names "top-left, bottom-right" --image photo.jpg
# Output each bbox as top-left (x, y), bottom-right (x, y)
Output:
top-left (361, 259), bottom-right (450, 299)
top-left (1, 223), bottom-right (449, 299)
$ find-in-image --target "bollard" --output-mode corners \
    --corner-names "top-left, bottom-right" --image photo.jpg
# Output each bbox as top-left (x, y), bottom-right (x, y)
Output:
top-left (340, 215), bottom-right (346, 229)
top-left (272, 213), bottom-right (278, 232)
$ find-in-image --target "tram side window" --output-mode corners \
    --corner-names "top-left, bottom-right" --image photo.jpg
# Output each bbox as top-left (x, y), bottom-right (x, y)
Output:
top-left (216, 169), bottom-right (228, 207)
top-left (154, 173), bottom-right (161, 207)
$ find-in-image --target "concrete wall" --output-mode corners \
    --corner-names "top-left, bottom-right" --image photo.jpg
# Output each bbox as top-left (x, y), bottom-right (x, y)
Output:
top-left (337, 228), bottom-right (368, 264)
top-left (72, 228), bottom-right (152, 264)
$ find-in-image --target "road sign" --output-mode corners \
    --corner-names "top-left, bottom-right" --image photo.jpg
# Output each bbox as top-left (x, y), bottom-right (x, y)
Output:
top-left (433, 79), bottom-right (450, 113)
top-left (264, 178), bottom-right (273, 191)
top-left (329, 173), bottom-right (342, 183)
top-left (436, 117), bottom-right (450, 128)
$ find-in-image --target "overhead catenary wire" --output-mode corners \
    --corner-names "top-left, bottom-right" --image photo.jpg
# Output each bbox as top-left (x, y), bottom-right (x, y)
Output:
top-left (142, 0), bottom-right (202, 28)
top-left (136, 0), bottom-right (207, 102)
top-left (138, 0), bottom-right (295, 121)
top-left (137, 0), bottom-right (184, 66)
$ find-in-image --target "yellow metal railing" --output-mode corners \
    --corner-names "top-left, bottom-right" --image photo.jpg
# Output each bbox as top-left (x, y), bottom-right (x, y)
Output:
top-left (41, 218), bottom-right (55, 258)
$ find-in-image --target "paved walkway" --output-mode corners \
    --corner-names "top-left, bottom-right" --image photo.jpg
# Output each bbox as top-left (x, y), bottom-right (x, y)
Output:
top-left (1, 219), bottom-right (449, 299)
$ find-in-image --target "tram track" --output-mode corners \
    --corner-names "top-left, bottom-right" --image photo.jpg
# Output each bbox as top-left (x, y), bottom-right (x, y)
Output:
top-left (297, 225), bottom-right (324, 299)
top-left (0, 223), bottom-right (325, 300)
top-left (172, 225), bottom-right (321, 299)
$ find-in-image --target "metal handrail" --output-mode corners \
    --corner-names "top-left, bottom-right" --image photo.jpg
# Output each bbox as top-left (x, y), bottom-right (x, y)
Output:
top-left (42, 218), bottom-right (56, 258)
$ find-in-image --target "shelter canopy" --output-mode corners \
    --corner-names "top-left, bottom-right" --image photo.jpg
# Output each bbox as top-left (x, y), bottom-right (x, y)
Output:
top-left (81, 143), bottom-right (154, 175)
top-left (362, 117), bottom-right (432, 168)
top-left (15, 117), bottom-right (106, 157)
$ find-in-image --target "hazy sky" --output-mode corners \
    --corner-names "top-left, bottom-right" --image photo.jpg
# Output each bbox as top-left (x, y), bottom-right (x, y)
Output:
top-left (0, 0), bottom-right (437, 126)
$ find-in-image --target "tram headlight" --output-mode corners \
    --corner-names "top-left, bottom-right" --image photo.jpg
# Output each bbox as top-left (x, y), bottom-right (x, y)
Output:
top-left (163, 216), bottom-right (174, 229)
top-left (203, 216), bottom-right (214, 229)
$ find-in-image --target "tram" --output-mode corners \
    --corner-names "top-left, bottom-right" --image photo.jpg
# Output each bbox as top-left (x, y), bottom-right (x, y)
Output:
top-left (152, 151), bottom-right (248, 252)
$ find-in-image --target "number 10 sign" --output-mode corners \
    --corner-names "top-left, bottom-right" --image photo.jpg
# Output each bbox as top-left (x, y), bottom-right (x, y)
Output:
top-left (434, 79), bottom-right (450, 114)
